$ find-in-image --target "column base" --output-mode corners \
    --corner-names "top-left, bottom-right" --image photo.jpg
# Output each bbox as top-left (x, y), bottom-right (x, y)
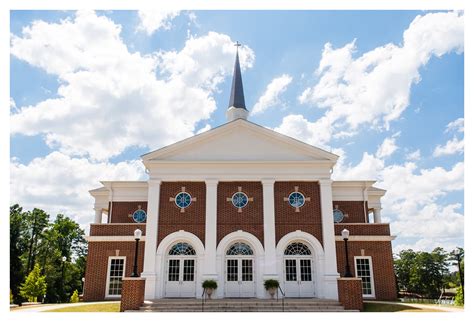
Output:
top-left (141, 272), bottom-right (156, 300)
top-left (322, 273), bottom-right (340, 300)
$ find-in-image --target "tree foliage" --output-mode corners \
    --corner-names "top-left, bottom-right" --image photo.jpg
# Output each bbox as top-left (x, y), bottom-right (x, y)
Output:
top-left (10, 204), bottom-right (87, 304)
top-left (20, 264), bottom-right (47, 302)
top-left (394, 247), bottom-right (460, 299)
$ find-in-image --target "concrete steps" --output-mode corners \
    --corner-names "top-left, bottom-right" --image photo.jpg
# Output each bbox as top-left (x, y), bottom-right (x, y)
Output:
top-left (135, 298), bottom-right (348, 312)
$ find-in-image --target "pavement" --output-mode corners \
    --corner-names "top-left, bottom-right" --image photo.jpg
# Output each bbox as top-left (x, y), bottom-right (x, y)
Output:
top-left (10, 301), bottom-right (120, 313)
top-left (365, 300), bottom-right (464, 312)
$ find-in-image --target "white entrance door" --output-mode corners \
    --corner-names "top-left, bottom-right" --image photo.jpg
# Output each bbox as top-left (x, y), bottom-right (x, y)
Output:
top-left (282, 242), bottom-right (316, 298)
top-left (165, 258), bottom-right (196, 297)
top-left (225, 258), bottom-right (255, 297)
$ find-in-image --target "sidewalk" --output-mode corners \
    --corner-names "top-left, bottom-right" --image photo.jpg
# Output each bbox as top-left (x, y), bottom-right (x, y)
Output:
top-left (10, 301), bottom-right (120, 313)
top-left (366, 300), bottom-right (464, 312)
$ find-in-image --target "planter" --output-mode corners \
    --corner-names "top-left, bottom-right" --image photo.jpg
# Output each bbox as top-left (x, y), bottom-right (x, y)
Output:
top-left (206, 288), bottom-right (214, 299)
top-left (268, 287), bottom-right (277, 299)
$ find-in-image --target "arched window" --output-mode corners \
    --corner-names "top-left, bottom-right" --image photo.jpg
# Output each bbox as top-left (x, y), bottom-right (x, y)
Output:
top-left (284, 242), bottom-right (312, 256)
top-left (226, 242), bottom-right (254, 256)
top-left (168, 242), bottom-right (196, 255)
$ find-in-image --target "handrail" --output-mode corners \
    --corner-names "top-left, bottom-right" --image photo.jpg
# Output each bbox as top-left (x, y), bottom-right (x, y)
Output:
top-left (201, 288), bottom-right (206, 312)
top-left (277, 285), bottom-right (285, 312)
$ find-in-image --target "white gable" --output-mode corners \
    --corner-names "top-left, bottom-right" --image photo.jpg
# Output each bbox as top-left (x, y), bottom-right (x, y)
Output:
top-left (142, 119), bottom-right (338, 163)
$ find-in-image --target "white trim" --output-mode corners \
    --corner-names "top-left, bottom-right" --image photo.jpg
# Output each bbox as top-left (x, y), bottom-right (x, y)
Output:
top-left (354, 256), bottom-right (376, 298)
top-left (105, 256), bottom-right (126, 299)
top-left (86, 236), bottom-right (147, 242)
top-left (334, 236), bottom-right (395, 241)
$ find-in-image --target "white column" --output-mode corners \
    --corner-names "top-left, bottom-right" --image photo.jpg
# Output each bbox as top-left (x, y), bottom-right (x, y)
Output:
top-left (203, 179), bottom-right (218, 280)
top-left (142, 179), bottom-right (161, 300)
top-left (262, 179), bottom-right (278, 280)
top-left (374, 208), bottom-right (382, 223)
top-left (94, 208), bottom-right (102, 224)
top-left (319, 179), bottom-right (340, 300)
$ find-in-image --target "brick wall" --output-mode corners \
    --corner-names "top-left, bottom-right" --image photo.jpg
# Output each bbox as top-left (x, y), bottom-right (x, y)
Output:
top-left (90, 223), bottom-right (147, 236)
top-left (120, 278), bottom-right (145, 311)
top-left (274, 181), bottom-right (323, 247)
top-left (334, 223), bottom-right (390, 236)
top-left (109, 202), bottom-right (148, 223)
top-left (217, 182), bottom-right (264, 246)
top-left (83, 241), bottom-right (145, 302)
top-left (337, 278), bottom-right (363, 311)
top-left (335, 240), bottom-right (397, 300)
top-left (157, 182), bottom-right (206, 247)
top-left (333, 201), bottom-right (368, 223)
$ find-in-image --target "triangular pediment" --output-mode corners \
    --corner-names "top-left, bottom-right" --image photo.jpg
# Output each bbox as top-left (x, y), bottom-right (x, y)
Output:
top-left (142, 119), bottom-right (338, 163)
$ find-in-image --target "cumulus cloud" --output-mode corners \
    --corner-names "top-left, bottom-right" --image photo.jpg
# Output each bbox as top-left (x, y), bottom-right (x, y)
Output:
top-left (405, 149), bottom-right (421, 161)
top-left (433, 136), bottom-right (464, 157)
top-left (251, 74), bottom-right (293, 115)
top-left (283, 11), bottom-right (463, 146)
top-left (334, 148), bottom-right (464, 251)
top-left (376, 136), bottom-right (398, 159)
top-left (10, 151), bottom-right (146, 226)
top-left (10, 11), bottom-right (255, 161)
top-left (137, 10), bottom-right (180, 35)
top-left (445, 117), bottom-right (464, 133)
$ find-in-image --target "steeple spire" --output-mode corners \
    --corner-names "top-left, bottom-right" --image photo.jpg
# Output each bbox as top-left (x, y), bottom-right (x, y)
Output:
top-left (226, 41), bottom-right (249, 122)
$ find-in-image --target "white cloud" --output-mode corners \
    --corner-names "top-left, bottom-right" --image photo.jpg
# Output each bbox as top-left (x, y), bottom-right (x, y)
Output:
top-left (251, 74), bottom-right (293, 115)
top-left (10, 151), bottom-right (146, 226)
top-left (406, 149), bottom-right (421, 161)
top-left (433, 136), bottom-right (464, 157)
top-left (445, 117), bottom-right (464, 133)
top-left (10, 11), bottom-right (255, 161)
top-left (376, 136), bottom-right (398, 159)
top-left (137, 10), bottom-right (180, 35)
top-left (294, 11), bottom-right (463, 144)
top-left (196, 124), bottom-right (211, 134)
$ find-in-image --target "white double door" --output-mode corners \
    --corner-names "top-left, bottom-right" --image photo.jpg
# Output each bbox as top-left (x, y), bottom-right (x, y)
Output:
top-left (284, 257), bottom-right (315, 297)
top-left (165, 257), bottom-right (196, 297)
top-left (225, 257), bottom-right (255, 297)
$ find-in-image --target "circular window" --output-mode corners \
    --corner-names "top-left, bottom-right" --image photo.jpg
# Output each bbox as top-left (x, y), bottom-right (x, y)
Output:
top-left (333, 209), bottom-right (344, 223)
top-left (232, 192), bottom-right (248, 208)
top-left (132, 209), bottom-right (147, 223)
top-left (288, 192), bottom-right (305, 208)
top-left (175, 192), bottom-right (192, 209)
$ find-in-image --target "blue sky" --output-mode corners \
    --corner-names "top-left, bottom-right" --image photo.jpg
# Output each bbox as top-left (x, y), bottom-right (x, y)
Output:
top-left (9, 10), bottom-right (464, 253)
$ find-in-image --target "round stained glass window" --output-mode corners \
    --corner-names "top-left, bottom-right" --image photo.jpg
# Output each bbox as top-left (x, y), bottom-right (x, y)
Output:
top-left (132, 209), bottom-right (147, 223)
top-left (175, 192), bottom-right (192, 209)
top-left (333, 209), bottom-right (344, 223)
top-left (288, 192), bottom-right (305, 208)
top-left (232, 192), bottom-right (248, 208)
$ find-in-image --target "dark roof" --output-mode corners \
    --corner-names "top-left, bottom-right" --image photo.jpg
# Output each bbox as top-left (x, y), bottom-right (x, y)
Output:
top-left (228, 49), bottom-right (247, 110)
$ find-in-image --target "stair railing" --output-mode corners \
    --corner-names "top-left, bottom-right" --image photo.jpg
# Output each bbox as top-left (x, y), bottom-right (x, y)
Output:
top-left (277, 285), bottom-right (285, 312)
top-left (201, 288), bottom-right (206, 312)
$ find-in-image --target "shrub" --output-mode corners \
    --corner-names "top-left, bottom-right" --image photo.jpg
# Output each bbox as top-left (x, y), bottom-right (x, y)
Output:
top-left (19, 264), bottom-right (47, 302)
top-left (263, 279), bottom-right (279, 290)
top-left (202, 280), bottom-right (218, 289)
top-left (70, 290), bottom-right (79, 303)
top-left (454, 287), bottom-right (464, 306)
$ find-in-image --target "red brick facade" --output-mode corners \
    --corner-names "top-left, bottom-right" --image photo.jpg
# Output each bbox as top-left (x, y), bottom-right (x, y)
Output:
top-left (274, 181), bottom-right (323, 246)
top-left (108, 201), bottom-right (148, 223)
top-left (120, 278), bottom-right (145, 311)
top-left (334, 223), bottom-right (390, 236)
top-left (217, 182), bottom-right (264, 245)
top-left (337, 278), bottom-right (364, 311)
top-left (90, 223), bottom-right (146, 236)
top-left (157, 182), bottom-right (206, 247)
top-left (333, 201), bottom-right (368, 223)
top-left (83, 241), bottom-right (145, 302)
top-left (335, 240), bottom-right (397, 300)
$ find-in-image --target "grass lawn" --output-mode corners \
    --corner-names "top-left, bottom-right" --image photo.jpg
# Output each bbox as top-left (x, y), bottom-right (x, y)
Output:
top-left (363, 302), bottom-right (444, 312)
top-left (44, 302), bottom-right (120, 312)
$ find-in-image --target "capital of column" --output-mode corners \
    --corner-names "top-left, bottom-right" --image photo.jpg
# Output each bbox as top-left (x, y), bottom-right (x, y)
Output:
top-left (205, 178), bottom-right (219, 186)
top-left (261, 178), bottom-right (275, 186)
top-left (319, 179), bottom-right (333, 186)
top-left (148, 178), bottom-right (162, 186)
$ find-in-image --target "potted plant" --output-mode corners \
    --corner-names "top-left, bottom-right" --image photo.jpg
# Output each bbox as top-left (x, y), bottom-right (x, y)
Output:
top-left (202, 280), bottom-right (218, 298)
top-left (264, 279), bottom-right (280, 299)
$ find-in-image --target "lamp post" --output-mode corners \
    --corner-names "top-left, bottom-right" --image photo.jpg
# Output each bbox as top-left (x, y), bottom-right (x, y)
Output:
top-left (81, 277), bottom-right (85, 295)
top-left (131, 229), bottom-right (142, 277)
top-left (61, 256), bottom-right (67, 303)
top-left (341, 229), bottom-right (353, 277)
top-left (453, 248), bottom-right (464, 298)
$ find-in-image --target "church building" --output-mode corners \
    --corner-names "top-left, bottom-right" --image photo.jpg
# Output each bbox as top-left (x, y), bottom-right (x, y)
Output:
top-left (84, 46), bottom-right (397, 302)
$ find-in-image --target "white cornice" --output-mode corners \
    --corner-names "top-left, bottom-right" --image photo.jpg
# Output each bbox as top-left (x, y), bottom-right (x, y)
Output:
top-left (86, 236), bottom-right (147, 242)
top-left (334, 236), bottom-right (395, 241)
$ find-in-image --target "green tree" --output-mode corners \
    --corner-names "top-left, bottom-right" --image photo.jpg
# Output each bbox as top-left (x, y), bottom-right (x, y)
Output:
top-left (10, 204), bottom-right (27, 303)
top-left (25, 208), bottom-right (49, 273)
top-left (19, 264), bottom-right (47, 302)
